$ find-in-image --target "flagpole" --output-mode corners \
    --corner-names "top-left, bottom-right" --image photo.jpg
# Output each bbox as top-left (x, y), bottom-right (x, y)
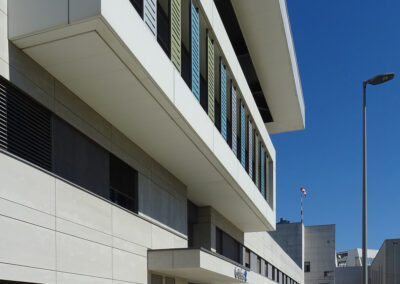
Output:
top-left (301, 191), bottom-right (303, 223)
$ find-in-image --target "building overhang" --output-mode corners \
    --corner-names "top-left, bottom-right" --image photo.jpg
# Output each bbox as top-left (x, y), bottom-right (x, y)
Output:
top-left (231, 0), bottom-right (305, 134)
top-left (8, 1), bottom-right (276, 232)
top-left (148, 248), bottom-right (248, 283)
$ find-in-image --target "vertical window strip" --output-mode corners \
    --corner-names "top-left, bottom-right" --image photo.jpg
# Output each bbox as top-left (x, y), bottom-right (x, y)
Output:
top-left (261, 145), bottom-right (265, 197)
top-left (231, 85), bottom-right (237, 156)
top-left (171, 0), bottom-right (181, 73)
top-left (248, 120), bottom-right (253, 178)
top-left (144, 0), bottom-right (157, 36)
top-left (240, 103), bottom-right (246, 168)
top-left (191, 2), bottom-right (200, 101)
top-left (207, 32), bottom-right (215, 122)
top-left (255, 135), bottom-right (260, 188)
top-left (220, 62), bottom-right (227, 140)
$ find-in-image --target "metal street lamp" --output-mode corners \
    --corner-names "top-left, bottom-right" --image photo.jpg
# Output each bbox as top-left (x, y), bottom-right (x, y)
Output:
top-left (362, 72), bottom-right (394, 284)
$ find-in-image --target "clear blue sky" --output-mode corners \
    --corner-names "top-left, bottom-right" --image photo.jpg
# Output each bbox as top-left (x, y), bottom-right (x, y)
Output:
top-left (273, 0), bottom-right (400, 252)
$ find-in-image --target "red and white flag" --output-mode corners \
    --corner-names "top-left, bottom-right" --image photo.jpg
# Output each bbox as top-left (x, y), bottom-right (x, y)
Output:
top-left (300, 187), bottom-right (307, 197)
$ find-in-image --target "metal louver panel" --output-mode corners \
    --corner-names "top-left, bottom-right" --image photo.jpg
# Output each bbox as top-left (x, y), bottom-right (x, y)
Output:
top-left (261, 145), bottom-right (265, 197)
top-left (207, 32), bottom-right (215, 122)
top-left (231, 85), bottom-right (237, 155)
top-left (220, 62), bottom-right (227, 140)
top-left (248, 120), bottom-right (253, 178)
top-left (265, 154), bottom-right (269, 203)
top-left (144, 0), bottom-right (157, 36)
top-left (171, 0), bottom-right (181, 72)
top-left (191, 1), bottom-right (200, 101)
top-left (255, 134), bottom-right (260, 188)
top-left (240, 103), bottom-right (246, 168)
top-left (0, 77), bottom-right (52, 171)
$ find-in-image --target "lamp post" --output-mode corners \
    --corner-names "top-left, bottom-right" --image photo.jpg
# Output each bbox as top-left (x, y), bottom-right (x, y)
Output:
top-left (362, 73), bottom-right (394, 284)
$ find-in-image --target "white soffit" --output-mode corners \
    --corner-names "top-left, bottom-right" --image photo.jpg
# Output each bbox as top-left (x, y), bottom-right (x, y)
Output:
top-left (231, 0), bottom-right (305, 134)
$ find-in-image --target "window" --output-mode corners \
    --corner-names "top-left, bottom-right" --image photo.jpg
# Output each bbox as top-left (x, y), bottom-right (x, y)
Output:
top-left (52, 116), bottom-right (110, 199)
top-left (245, 248), bottom-right (250, 268)
top-left (0, 77), bottom-right (142, 216)
top-left (257, 256), bottom-right (261, 273)
top-left (187, 201), bottom-right (199, 247)
top-left (151, 274), bottom-right (163, 284)
top-left (265, 262), bottom-right (270, 278)
top-left (215, 228), bottom-right (241, 264)
top-left (216, 227), bottom-right (223, 254)
top-left (304, 261), bottom-right (311, 272)
top-left (109, 154), bottom-right (138, 213)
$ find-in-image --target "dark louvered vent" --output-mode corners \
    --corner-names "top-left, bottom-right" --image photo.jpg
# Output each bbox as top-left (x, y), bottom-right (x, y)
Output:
top-left (0, 77), bottom-right (52, 171)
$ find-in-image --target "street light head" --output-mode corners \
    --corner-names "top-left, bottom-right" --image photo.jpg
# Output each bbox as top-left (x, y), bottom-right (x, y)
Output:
top-left (366, 73), bottom-right (395, 86)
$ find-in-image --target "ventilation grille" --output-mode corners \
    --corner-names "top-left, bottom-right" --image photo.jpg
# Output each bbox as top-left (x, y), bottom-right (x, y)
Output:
top-left (0, 77), bottom-right (52, 171)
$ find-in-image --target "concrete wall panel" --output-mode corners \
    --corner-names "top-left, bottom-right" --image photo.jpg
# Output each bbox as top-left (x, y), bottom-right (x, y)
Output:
top-left (113, 249), bottom-right (147, 283)
top-left (56, 179), bottom-right (112, 234)
top-left (56, 232), bottom-right (112, 278)
top-left (0, 215), bottom-right (56, 270)
top-left (0, 153), bottom-right (56, 215)
top-left (9, 0), bottom-right (68, 38)
top-left (0, 262), bottom-right (56, 284)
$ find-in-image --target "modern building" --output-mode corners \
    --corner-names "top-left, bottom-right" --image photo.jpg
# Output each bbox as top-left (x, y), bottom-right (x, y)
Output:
top-left (334, 247), bottom-right (378, 283)
top-left (269, 219), bottom-right (304, 269)
top-left (0, 0), bottom-right (305, 283)
top-left (270, 221), bottom-right (336, 284)
top-left (370, 239), bottom-right (400, 284)
top-left (337, 248), bottom-right (378, 267)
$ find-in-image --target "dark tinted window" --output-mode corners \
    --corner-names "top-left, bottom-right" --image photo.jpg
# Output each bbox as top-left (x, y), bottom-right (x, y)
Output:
top-left (215, 227), bottom-right (241, 264)
top-left (110, 154), bottom-right (138, 213)
top-left (157, 0), bottom-right (170, 56)
top-left (52, 116), bottom-right (109, 199)
top-left (216, 227), bottom-right (223, 254)
top-left (245, 248), bottom-right (250, 268)
top-left (187, 200), bottom-right (199, 247)
top-left (129, 0), bottom-right (143, 17)
top-left (304, 261), bottom-right (310, 272)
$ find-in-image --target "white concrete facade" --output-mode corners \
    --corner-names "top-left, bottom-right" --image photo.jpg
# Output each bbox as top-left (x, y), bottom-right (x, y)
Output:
top-left (337, 248), bottom-right (378, 267)
top-left (8, 0), bottom-right (276, 232)
top-left (0, 0), bottom-right (305, 283)
top-left (370, 239), bottom-right (400, 284)
top-left (304, 225), bottom-right (336, 284)
top-left (0, 151), bottom-right (186, 284)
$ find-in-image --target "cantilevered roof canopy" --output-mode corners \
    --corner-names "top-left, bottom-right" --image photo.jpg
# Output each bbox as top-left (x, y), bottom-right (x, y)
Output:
top-left (231, 0), bottom-right (305, 134)
top-left (148, 248), bottom-right (247, 283)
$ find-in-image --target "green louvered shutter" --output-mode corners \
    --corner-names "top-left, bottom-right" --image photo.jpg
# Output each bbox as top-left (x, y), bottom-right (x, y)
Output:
top-left (171, 0), bottom-right (181, 73)
top-left (207, 31), bottom-right (215, 122)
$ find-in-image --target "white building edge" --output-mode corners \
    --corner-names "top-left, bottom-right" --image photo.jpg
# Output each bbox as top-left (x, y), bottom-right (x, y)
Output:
top-left (0, 0), bottom-right (305, 283)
